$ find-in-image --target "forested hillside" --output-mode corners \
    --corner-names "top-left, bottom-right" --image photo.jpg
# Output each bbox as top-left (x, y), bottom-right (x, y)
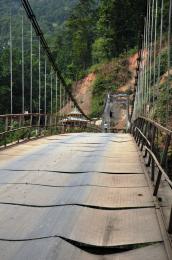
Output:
top-left (0, 0), bottom-right (77, 39)
top-left (53, 0), bottom-right (146, 81)
top-left (1, 0), bottom-right (146, 75)
top-left (0, 0), bottom-right (147, 115)
top-left (29, 0), bottom-right (78, 33)
top-left (0, 0), bottom-right (149, 116)
top-left (1, 0), bottom-right (77, 26)
top-left (0, 0), bottom-right (79, 114)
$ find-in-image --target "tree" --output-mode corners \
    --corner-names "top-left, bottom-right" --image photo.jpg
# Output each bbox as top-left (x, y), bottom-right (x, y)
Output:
top-left (64, 0), bottom-right (97, 79)
top-left (93, 0), bottom-right (146, 62)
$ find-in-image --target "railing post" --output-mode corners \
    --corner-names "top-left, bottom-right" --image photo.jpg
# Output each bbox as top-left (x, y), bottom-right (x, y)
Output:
top-left (5, 116), bottom-right (8, 131)
top-left (143, 121), bottom-right (149, 158)
top-left (168, 207), bottom-right (172, 234)
top-left (136, 119), bottom-right (141, 142)
top-left (50, 114), bottom-right (53, 135)
top-left (56, 115), bottom-right (59, 133)
top-left (138, 118), bottom-right (144, 147)
top-left (17, 130), bottom-right (20, 143)
top-left (4, 133), bottom-right (6, 147)
top-left (153, 170), bottom-right (162, 196)
top-left (151, 158), bottom-right (155, 181)
top-left (138, 120), bottom-right (144, 147)
top-left (30, 114), bottom-right (33, 127)
top-left (28, 127), bottom-right (31, 140)
top-left (147, 126), bottom-right (156, 167)
top-left (153, 135), bottom-right (171, 196)
top-left (22, 115), bottom-right (25, 127)
top-left (19, 115), bottom-right (22, 128)
top-left (44, 114), bottom-right (47, 132)
top-left (161, 134), bottom-right (171, 172)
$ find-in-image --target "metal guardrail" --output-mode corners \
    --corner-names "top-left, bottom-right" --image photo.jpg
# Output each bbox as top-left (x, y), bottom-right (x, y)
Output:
top-left (0, 114), bottom-right (101, 148)
top-left (132, 117), bottom-right (172, 234)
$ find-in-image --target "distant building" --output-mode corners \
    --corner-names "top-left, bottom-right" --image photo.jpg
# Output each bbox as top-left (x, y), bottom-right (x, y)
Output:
top-left (60, 108), bottom-right (88, 128)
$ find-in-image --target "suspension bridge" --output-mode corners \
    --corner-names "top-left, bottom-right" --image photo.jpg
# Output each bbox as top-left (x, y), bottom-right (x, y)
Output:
top-left (0, 0), bottom-right (172, 259)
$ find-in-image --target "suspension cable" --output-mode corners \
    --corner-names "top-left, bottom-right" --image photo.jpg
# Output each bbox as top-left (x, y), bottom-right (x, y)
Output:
top-left (63, 87), bottom-right (65, 116)
top-left (157, 0), bottom-right (164, 93)
top-left (60, 82), bottom-right (62, 117)
top-left (21, 10), bottom-right (25, 114)
top-left (141, 36), bottom-right (145, 115)
top-left (143, 18), bottom-right (147, 115)
top-left (151, 0), bottom-right (155, 70)
top-left (55, 73), bottom-right (58, 114)
top-left (132, 0), bottom-right (172, 127)
top-left (55, 73), bottom-right (58, 126)
top-left (153, 0), bottom-right (158, 115)
top-left (44, 57), bottom-right (47, 126)
top-left (149, 0), bottom-right (155, 116)
top-left (38, 36), bottom-right (41, 117)
top-left (50, 67), bottom-right (53, 115)
top-left (10, 8), bottom-right (13, 115)
top-left (146, 0), bottom-right (150, 113)
top-left (167, 0), bottom-right (172, 126)
top-left (146, 0), bottom-right (151, 115)
top-left (30, 24), bottom-right (33, 114)
top-left (21, 0), bottom-right (90, 120)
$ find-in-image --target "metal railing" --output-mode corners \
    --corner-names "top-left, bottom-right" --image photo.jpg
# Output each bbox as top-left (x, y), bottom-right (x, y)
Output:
top-left (0, 113), bottom-right (101, 148)
top-left (0, 113), bottom-right (60, 148)
top-left (131, 117), bottom-right (172, 233)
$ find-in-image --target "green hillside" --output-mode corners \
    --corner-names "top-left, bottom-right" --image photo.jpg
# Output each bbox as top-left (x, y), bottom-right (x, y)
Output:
top-left (0, 0), bottom-right (146, 115)
top-left (0, 0), bottom-right (78, 38)
top-left (29, 0), bottom-right (78, 33)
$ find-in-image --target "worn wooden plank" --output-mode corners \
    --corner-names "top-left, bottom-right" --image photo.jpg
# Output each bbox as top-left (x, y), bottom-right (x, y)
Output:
top-left (95, 163), bottom-right (143, 173)
top-left (0, 133), bottom-right (142, 174)
top-left (0, 159), bottom-right (144, 176)
top-left (0, 240), bottom-right (168, 260)
top-left (0, 133), bottom-right (168, 259)
top-left (97, 157), bottom-right (141, 164)
top-left (0, 206), bottom-right (162, 246)
top-left (0, 185), bottom-right (153, 208)
top-left (0, 172), bottom-right (148, 188)
top-left (70, 207), bottom-right (162, 246)
top-left (52, 242), bottom-right (168, 260)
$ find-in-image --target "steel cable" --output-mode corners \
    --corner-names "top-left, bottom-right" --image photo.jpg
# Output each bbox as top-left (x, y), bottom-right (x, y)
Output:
top-left (21, 10), bottom-right (25, 114)
top-left (10, 8), bottom-right (13, 115)
top-left (167, 0), bottom-right (172, 126)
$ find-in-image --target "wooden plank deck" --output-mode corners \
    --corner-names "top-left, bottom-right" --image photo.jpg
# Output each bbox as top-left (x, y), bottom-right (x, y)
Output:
top-left (0, 240), bottom-right (168, 260)
top-left (0, 185), bottom-right (153, 208)
top-left (0, 133), bottom-right (170, 259)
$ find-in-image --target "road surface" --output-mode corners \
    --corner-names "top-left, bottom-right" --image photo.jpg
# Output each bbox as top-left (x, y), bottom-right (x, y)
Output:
top-left (0, 133), bottom-right (170, 259)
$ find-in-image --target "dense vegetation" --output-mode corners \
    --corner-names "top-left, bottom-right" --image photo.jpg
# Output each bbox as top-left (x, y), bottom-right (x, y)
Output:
top-left (0, 0), bottom-right (146, 116)
top-left (1, 0), bottom-right (171, 119)
top-left (53, 0), bottom-right (146, 81)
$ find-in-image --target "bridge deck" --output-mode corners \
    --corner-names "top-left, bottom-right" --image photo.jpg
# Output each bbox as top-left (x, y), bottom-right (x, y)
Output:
top-left (0, 133), bottom-right (170, 259)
